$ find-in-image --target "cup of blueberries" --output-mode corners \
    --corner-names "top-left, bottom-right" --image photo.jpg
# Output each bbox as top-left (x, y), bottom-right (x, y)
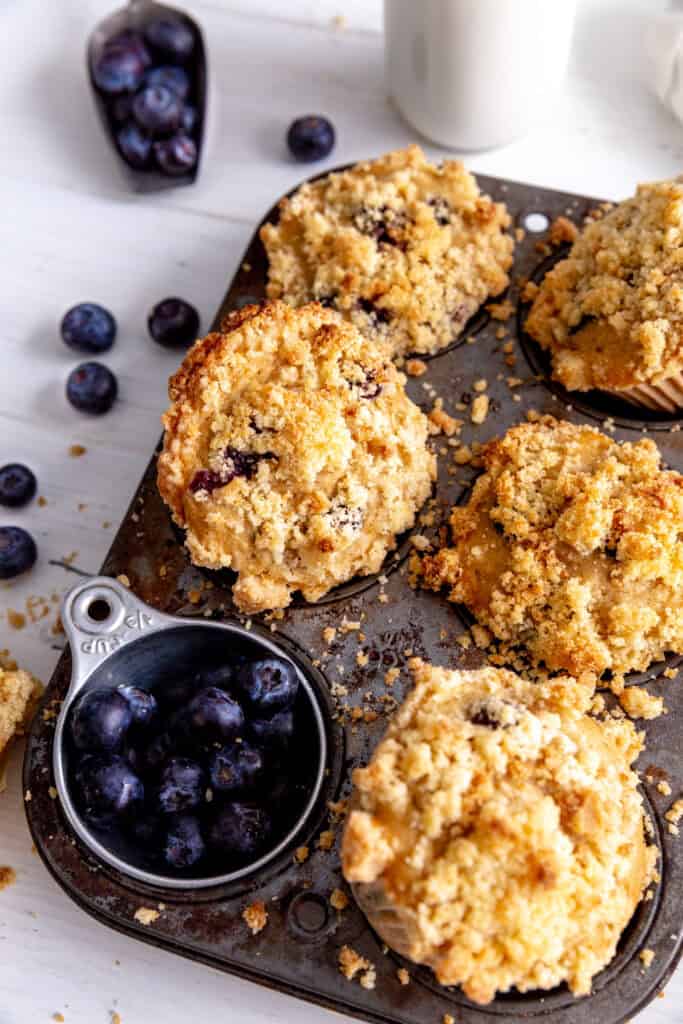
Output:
top-left (88, 2), bottom-right (207, 189)
top-left (55, 579), bottom-right (328, 886)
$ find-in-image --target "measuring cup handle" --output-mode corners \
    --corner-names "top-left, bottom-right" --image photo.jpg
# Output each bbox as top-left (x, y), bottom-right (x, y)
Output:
top-left (60, 576), bottom-right (175, 697)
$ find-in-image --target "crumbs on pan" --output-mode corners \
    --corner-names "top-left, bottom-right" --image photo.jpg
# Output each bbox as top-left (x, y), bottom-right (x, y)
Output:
top-left (133, 907), bottom-right (159, 926)
top-left (619, 689), bottom-right (665, 720)
top-left (339, 945), bottom-right (376, 990)
top-left (397, 967), bottom-right (410, 985)
top-left (242, 900), bottom-right (268, 935)
top-left (330, 888), bottom-right (349, 911)
top-left (640, 948), bottom-right (655, 969)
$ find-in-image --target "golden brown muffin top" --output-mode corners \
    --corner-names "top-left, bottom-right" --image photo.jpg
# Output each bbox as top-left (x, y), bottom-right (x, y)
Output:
top-left (420, 416), bottom-right (683, 682)
top-left (525, 180), bottom-right (683, 390)
top-left (342, 658), bottom-right (655, 1004)
top-left (261, 145), bottom-right (513, 359)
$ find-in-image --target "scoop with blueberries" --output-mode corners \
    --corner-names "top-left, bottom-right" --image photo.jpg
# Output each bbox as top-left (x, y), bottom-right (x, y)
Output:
top-left (88, 7), bottom-right (204, 185)
top-left (66, 653), bottom-right (312, 877)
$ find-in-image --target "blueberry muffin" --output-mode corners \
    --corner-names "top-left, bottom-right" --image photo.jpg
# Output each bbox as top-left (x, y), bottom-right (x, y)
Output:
top-left (260, 145), bottom-right (513, 360)
top-left (420, 416), bottom-right (683, 684)
top-left (342, 658), bottom-right (656, 1004)
top-left (0, 665), bottom-right (41, 789)
top-left (158, 301), bottom-right (436, 612)
top-left (525, 180), bottom-right (683, 412)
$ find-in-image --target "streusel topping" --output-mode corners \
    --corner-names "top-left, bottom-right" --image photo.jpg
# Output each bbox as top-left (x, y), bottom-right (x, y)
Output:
top-left (261, 145), bottom-right (513, 359)
top-left (158, 301), bottom-right (435, 612)
top-left (420, 416), bottom-right (683, 682)
top-left (342, 659), bottom-right (655, 1004)
top-left (525, 180), bottom-right (683, 390)
top-left (0, 666), bottom-right (40, 779)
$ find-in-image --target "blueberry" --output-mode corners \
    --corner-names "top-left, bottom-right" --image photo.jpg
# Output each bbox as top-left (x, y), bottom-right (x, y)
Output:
top-left (181, 104), bottom-right (198, 135)
top-left (155, 675), bottom-right (198, 709)
top-left (0, 464), bottom-right (36, 508)
top-left (163, 814), bottom-right (205, 869)
top-left (195, 663), bottom-right (234, 690)
top-left (66, 362), bottom-right (118, 415)
top-left (148, 297), bottom-right (200, 348)
top-left (128, 810), bottom-right (163, 848)
top-left (157, 757), bottom-right (204, 814)
top-left (250, 710), bottom-right (294, 749)
top-left (208, 742), bottom-right (264, 794)
top-left (144, 17), bottom-right (195, 63)
top-left (106, 30), bottom-right (152, 68)
top-left (76, 754), bottom-right (144, 826)
top-left (132, 85), bottom-right (182, 137)
top-left (235, 658), bottom-right (299, 718)
top-left (70, 688), bottom-right (133, 752)
top-left (116, 121), bottom-right (153, 169)
top-left (181, 687), bottom-right (245, 744)
top-left (110, 93), bottom-right (133, 123)
top-left (118, 685), bottom-right (157, 729)
top-left (0, 526), bottom-right (37, 580)
top-left (153, 134), bottom-right (197, 176)
top-left (60, 303), bottom-right (116, 354)
top-left (142, 730), bottom-right (175, 772)
top-left (207, 802), bottom-right (270, 859)
top-left (144, 65), bottom-right (191, 101)
top-left (287, 115), bottom-right (335, 162)
top-left (93, 41), bottom-right (147, 95)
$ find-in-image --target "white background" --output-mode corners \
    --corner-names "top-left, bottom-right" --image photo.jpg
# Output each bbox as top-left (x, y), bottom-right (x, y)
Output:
top-left (1, 0), bottom-right (682, 1021)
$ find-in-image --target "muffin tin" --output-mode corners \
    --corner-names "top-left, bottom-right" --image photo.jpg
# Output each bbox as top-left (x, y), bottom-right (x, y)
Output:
top-left (25, 170), bottom-right (683, 1024)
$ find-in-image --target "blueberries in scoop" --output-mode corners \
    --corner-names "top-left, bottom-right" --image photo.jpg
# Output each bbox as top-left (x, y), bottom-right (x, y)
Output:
top-left (208, 742), bottom-right (264, 794)
top-left (117, 122), bottom-right (153, 169)
top-left (180, 687), bottom-right (245, 745)
top-left (70, 689), bottom-right (132, 752)
top-left (207, 802), bottom-right (270, 859)
top-left (163, 814), bottom-right (205, 869)
top-left (142, 729), bottom-right (175, 773)
top-left (144, 17), bottom-right (195, 63)
top-left (153, 134), bottom-right (197, 176)
top-left (132, 84), bottom-right (182, 137)
top-left (144, 65), bottom-right (191, 101)
top-left (235, 658), bottom-right (299, 718)
top-left (119, 685), bottom-right (158, 729)
top-left (76, 754), bottom-right (144, 826)
top-left (93, 40), bottom-right (147, 95)
top-left (250, 710), bottom-right (295, 750)
top-left (157, 757), bottom-right (204, 814)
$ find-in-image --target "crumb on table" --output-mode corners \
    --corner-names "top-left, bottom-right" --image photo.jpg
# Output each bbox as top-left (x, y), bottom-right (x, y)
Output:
top-left (0, 866), bottom-right (16, 891)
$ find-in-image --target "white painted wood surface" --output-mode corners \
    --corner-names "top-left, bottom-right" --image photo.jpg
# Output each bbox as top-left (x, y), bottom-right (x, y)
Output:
top-left (1, 0), bottom-right (681, 1020)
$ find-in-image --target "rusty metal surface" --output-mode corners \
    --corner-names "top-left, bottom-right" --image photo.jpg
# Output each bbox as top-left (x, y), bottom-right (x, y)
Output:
top-left (24, 170), bottom-right (683, 1024)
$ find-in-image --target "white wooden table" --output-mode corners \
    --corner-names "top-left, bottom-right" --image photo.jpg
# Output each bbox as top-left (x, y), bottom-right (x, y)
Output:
top-left (1, 1), bottom-right (682, 1020)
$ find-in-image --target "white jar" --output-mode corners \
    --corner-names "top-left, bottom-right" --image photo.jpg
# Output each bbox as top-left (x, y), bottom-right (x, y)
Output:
top-left (384, 0), bottom-right (577, 151)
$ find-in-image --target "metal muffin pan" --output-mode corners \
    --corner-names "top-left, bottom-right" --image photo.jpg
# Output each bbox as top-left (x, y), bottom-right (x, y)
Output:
top-left (25, 171), bottom-right (683, 1024)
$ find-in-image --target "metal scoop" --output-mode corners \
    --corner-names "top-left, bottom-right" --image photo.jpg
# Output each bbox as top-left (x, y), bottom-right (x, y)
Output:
top-left (86, 0), bottom-right (207, 191)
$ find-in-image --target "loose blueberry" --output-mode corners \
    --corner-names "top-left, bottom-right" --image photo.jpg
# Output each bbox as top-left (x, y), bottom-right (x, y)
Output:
top-left (286, 115), bottom-right (335, 162)
top-left (153, 134), bottom-right (197, 176)
top-left (132, 85), bottom-right (182, 137)
top-left (93, 41), bottom-right (147, 95)
top-left (0, 526), bottom-right (37, 579)
top-left (118, 685), bottom-right (158, 729)
top-left (0, 464), bottom-right (37, 508)
top-left (61, 303), bottom-right (116, 354)
top-left (76, 754), bottom-right (144, 826)
top-left (144, 65), bottom-right (191, 101)
top-left (250, 709), bottom-right (295, 749)
top-left (163, 814), bottom-right (205, 869)
top-left (70, 688), bottom-right (133, 752)
top-left (207, 802), bottom-right (270, 859)
top-left (117, 121), bottom-right (153, 169)
top-left (148, 297), bottom-right (200, 348)
top-left (208, 742), bottom-right (264, 794)
top-left (181, 687), bottom-right (245, 745)
top-left (181, 104), bottom-right (198, 135)
top-left (66, 362), bottom-right (118, 415)
top-left (144, 17), bottom-right (195, 63)
top-left (157, 757), bottom-right (204, 814)
top-left (235, 658), bottom-right (299, 718)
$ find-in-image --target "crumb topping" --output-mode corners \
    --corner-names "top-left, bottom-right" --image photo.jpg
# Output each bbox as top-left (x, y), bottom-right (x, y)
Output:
top-left (158, 301), bottom-right (435, 612)
top-left (342, 659), bottom-right (656, 1004)
top-left (261, 145), bottom-right (513, 359)
top-left (420, 416), bottom-right (683, 682)
top-left (242, 900), bottom-right (268, 934)
top-left (0, 666), bottom-right (41, 786)
top-left (526, 180), bottom-right (683, 390)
